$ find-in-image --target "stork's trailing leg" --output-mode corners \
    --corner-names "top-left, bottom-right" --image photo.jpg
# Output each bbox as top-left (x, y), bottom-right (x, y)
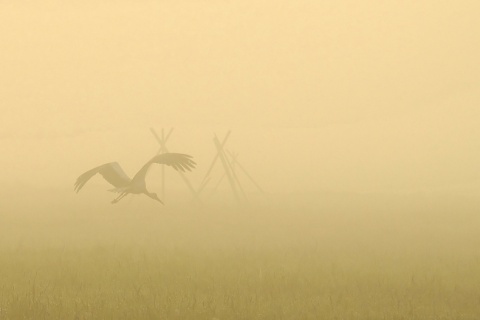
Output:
top-left (111, 192), bottom-right (128, 204)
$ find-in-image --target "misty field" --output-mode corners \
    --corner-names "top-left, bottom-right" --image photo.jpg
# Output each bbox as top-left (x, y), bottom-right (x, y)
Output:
top-left (1, 189), bottom-right (480, 319)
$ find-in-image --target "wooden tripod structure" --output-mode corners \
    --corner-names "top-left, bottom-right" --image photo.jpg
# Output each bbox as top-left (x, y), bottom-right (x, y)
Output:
top-left (194, 131), bottom-right (265, 205)
top-left (150, 128), bottom-right (264, 205)
top-left (150, 127), bottom-right (202, 204)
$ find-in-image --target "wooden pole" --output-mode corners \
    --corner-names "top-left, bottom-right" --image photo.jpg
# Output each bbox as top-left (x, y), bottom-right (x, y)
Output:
top-left (225, 151), bottom-right (248, 202)
top-left (191, 131), bottom-right (231, 202)
top-left (150, 127), bottom-right (173, 152)
top-left (199, 131), bottom-right (231, 187)
top-left (150, 127), bottom-right (202, 204)
top-left (213, 135), bottom-right (241, 205)
top-left (161, 128), bottom-right (165, 200)
top-left (151, 127), bottom-right (173, 200)
top-left (226, 150), bottom-right (265, 195)
top-left (208, 173), bottom-right (225, 200)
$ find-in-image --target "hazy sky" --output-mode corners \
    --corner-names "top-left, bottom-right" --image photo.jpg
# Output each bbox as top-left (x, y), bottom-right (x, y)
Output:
top-left (0, 1), bottom-right (479, 195)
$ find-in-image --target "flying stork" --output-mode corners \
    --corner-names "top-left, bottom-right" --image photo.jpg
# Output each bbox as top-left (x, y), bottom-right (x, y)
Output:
top-left (74, 153), bottom-right (196, 204)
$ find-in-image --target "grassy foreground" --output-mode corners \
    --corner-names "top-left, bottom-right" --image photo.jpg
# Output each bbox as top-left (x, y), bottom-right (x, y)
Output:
top-left (1, 191), bottom-right (480, 319)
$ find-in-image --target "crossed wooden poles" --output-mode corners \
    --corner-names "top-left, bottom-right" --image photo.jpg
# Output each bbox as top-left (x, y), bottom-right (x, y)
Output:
top-left (150, 128), bottom-right (264, 205)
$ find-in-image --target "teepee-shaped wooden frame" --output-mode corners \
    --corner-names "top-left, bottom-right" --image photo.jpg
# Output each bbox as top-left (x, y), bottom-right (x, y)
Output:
top-left (150, 128), bottom-right (264, 205)
top-left (195, 131), bottom-right (265, 205)
top-left (150, 127), bottom-right (202, 204)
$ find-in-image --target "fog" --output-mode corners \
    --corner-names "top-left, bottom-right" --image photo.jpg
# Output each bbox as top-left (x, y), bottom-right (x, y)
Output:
top-left (0, 1), bottom-right (479, 318)
top-left (0, 0), bottom-right (479, 196)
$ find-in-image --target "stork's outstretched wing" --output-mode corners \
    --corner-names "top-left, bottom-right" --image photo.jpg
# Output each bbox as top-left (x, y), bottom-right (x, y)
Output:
top-left (74, 162), bottom-right (131, 193)
top-left (132, 153), bottom-right (196, 182)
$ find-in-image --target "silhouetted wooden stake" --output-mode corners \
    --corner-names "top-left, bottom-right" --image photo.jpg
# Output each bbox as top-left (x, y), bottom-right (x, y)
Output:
top-left (191, 131), bottom-right (231, 203)
top-left (208, 173), bottom-right (225, 200)
top-left (213, 135), bottom-right (241, 205)
top-left (150, 127), bottom-right (173, 154)
top-left (151, 127), bottom-right (172, 200)
top-left (200, 131), bottom-right (231, 186)
top-left (196, 176), bottom-right (211, 196)
top-left (226, 150), bottom-right (265, 195)
top-left (150, 127), bottom-right (202, 204)
top-left (161, 128), bottom-right (165, 200)
top-left (207, 152), bottom-right (238, 200)
top-left (225, 151), bottom-right (248, 203)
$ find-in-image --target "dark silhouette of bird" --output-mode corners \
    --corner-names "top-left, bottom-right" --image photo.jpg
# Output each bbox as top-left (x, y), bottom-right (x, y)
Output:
top-left (74, 153), bottom-right (196, 204)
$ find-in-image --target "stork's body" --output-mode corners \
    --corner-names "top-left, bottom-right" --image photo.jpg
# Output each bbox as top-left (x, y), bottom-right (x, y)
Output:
top-left (74, 153), bottom-right (196, 204)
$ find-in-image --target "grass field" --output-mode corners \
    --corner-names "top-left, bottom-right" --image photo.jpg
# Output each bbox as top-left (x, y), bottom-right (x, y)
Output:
top-left (1, 189), bottom-right (480, 319)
